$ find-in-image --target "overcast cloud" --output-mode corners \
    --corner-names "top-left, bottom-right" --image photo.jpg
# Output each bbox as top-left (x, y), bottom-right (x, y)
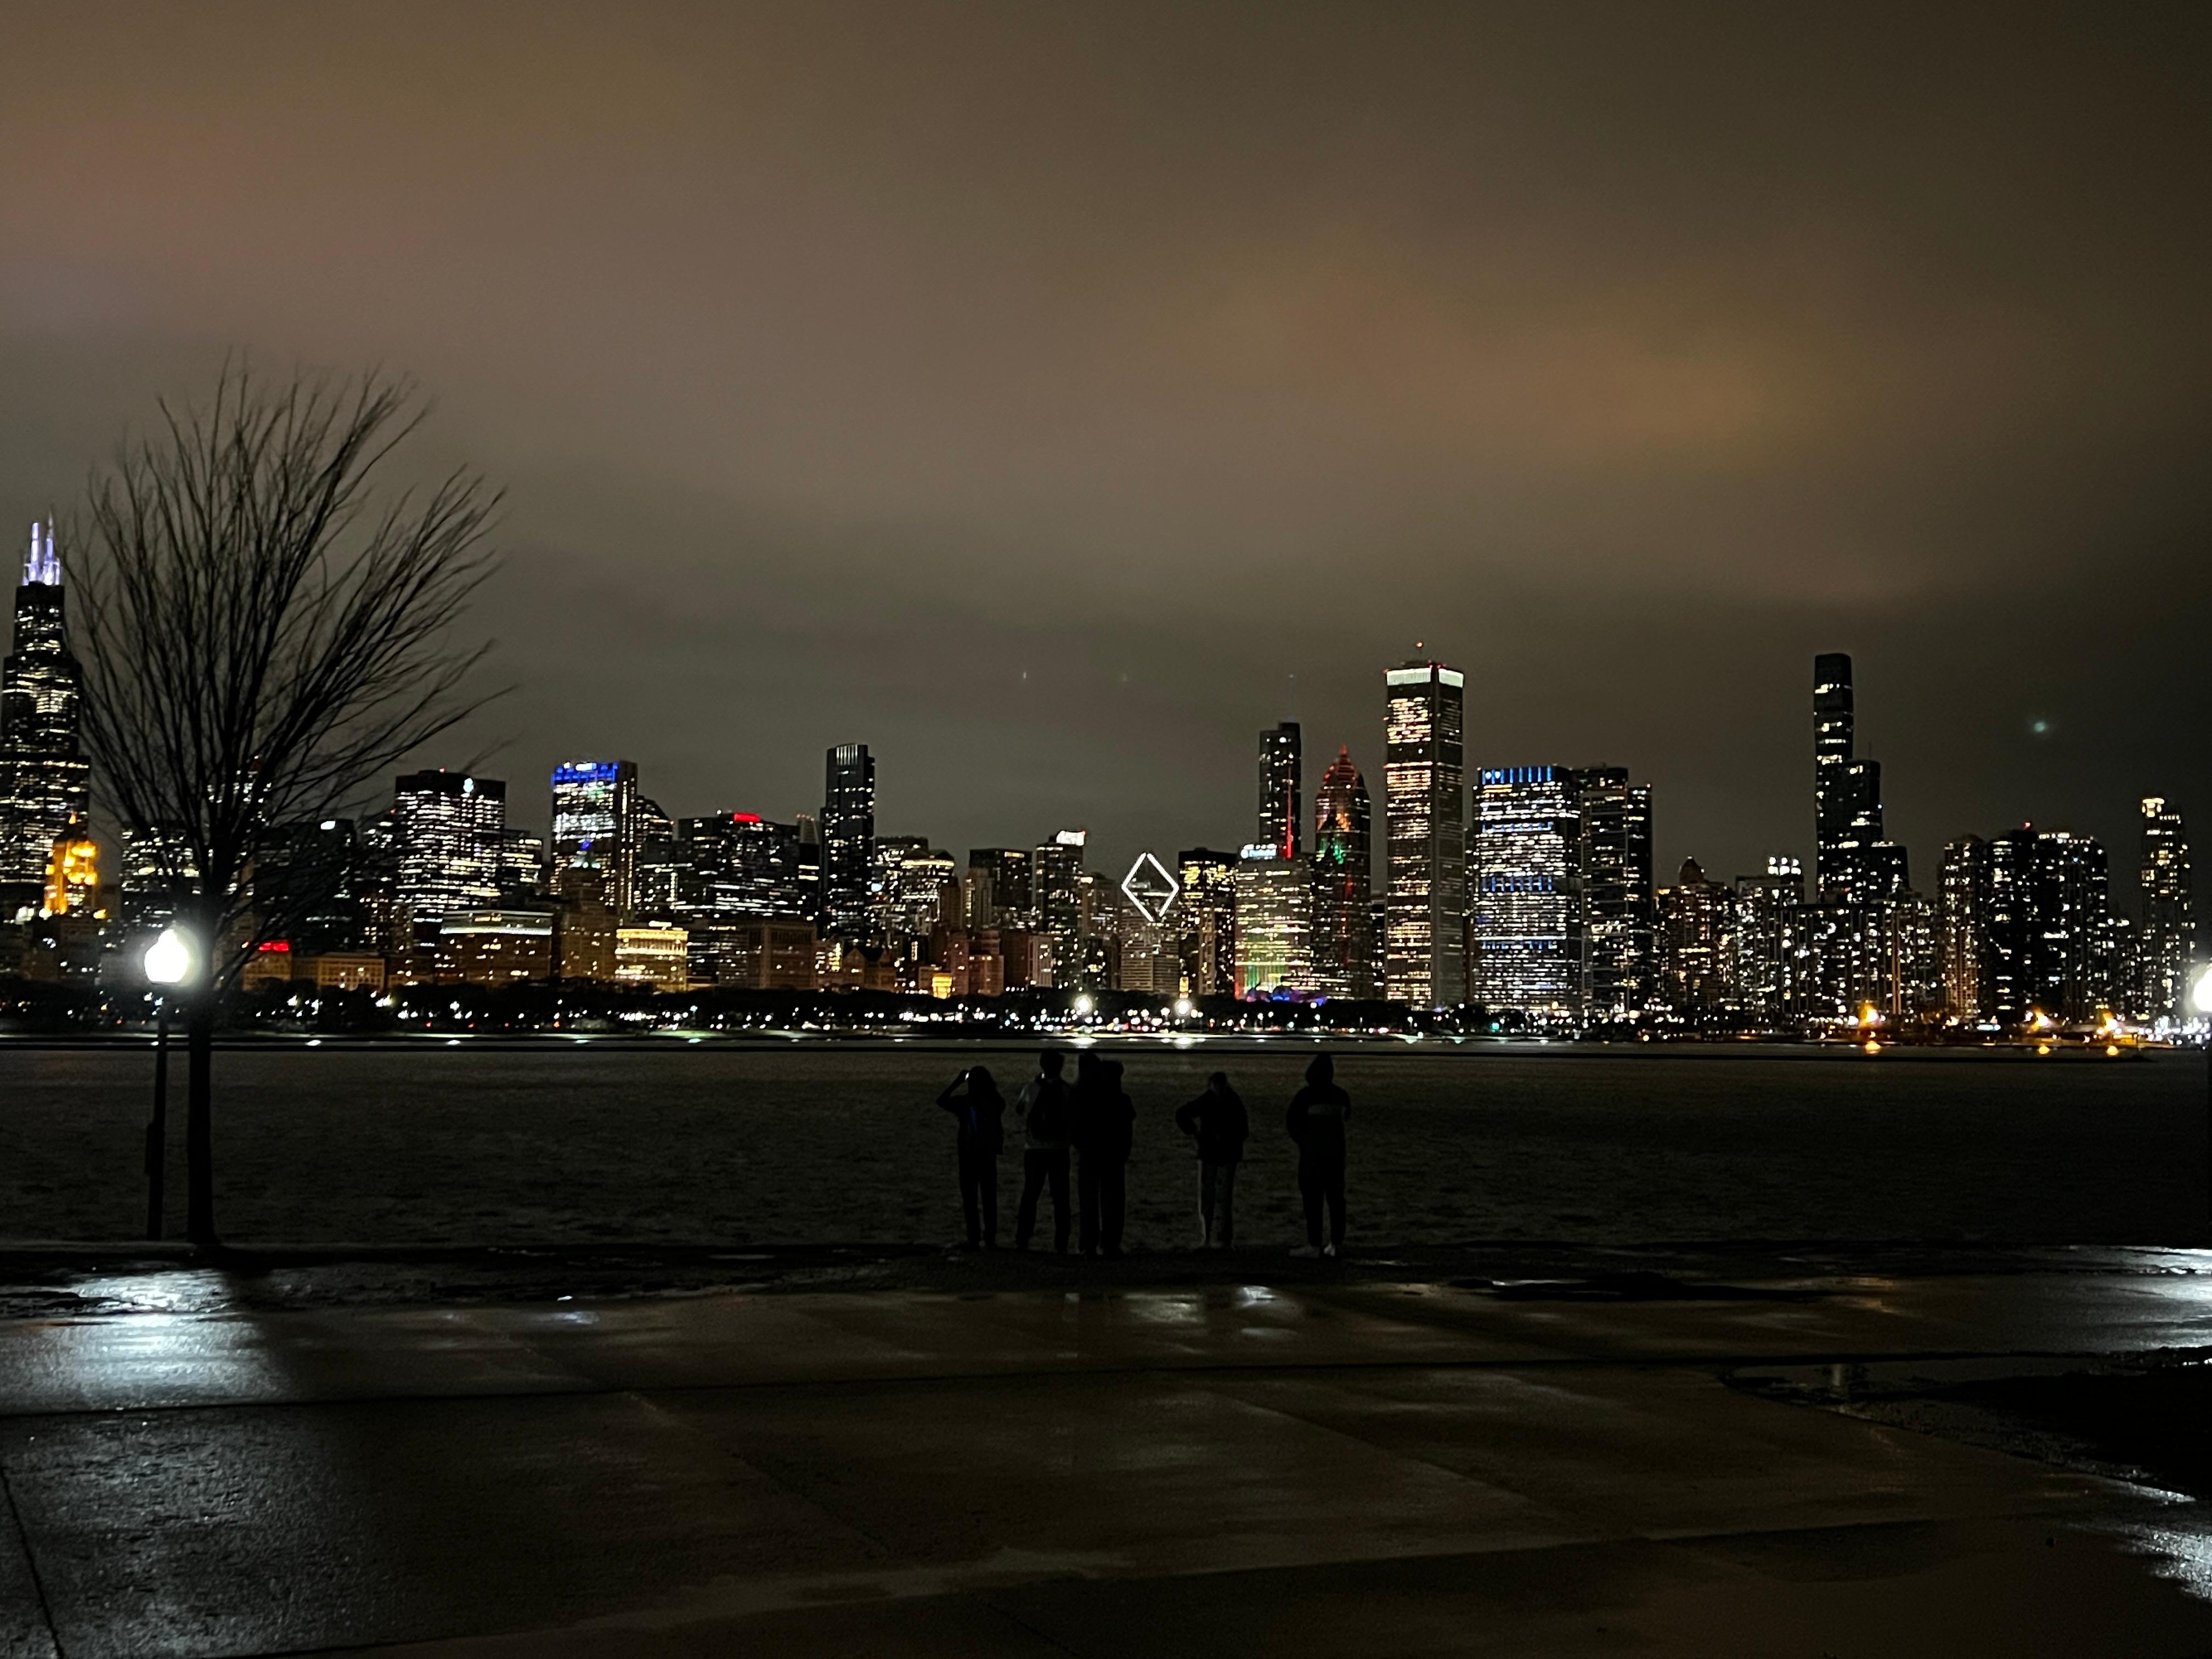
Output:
top-left (2, 3), bottom-right (2206, 895)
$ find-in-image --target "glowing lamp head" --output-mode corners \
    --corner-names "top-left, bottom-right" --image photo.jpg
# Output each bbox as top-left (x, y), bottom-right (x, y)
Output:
top-left (1173, 996), bottom-right (1194, 1018)
top-left (2193, 964), bottom-right (2212, 1018)
top-left (143, 926), bottom-right (196, 988)
top-left (1072, 993), bottom-right (1095, 1018)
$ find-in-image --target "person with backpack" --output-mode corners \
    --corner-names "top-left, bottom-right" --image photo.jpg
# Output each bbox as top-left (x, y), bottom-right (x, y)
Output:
top-left (1285, 1053), bottom-right (1349, 1258)
top-left (935, 1064), bottom-right (1005, 1249)
top-left (1175, 1070), bottom-right (1248, 1249)
top-left (1013, 1051), bottom-right (1073, 1252)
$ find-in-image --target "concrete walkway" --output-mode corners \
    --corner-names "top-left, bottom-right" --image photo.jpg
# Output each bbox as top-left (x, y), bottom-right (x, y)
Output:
top-left (4, 1250), bottom-right (2212, 1655)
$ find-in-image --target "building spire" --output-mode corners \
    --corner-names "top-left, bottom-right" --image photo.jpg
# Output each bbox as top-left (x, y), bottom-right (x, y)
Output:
top-left (24, 520), bottom-right (60, 587)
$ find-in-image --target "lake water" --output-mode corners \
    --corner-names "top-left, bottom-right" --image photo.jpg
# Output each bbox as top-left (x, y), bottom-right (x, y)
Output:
top-left (0, 1043), bottom-right (2200, 1249)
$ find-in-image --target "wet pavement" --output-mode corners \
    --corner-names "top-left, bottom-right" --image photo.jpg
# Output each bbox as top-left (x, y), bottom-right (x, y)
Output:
top-left (4, 1248), bottom-right (2212, 1655)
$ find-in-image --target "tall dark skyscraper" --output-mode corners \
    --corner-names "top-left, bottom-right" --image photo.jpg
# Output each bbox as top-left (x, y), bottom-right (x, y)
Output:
top-left (0, 522), bottom-right (91, 910)
top-left (966, 848), bottom-right (1034, 928)
top-left (2137, 796), bottom-right (2193, 1025)
top-left (1310, 746), bottom-right (1374, 999)
top-left (1938, 834), bottom-right (1988, 1020)
top-left (1572, 766), bottom-right (1654, 1021)
top-left (1259, 721), bottom-right (1301, 860)
top-left (1384, 657), bottom-right (1465, 1007)
top-left (821, 743), bottom-right (876, 943)
top-left (1812, 652), bottom-right (1884, 902)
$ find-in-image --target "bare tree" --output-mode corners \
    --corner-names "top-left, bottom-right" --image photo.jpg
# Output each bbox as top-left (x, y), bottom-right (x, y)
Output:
top-left (75, 365), bottom-right (502, 1246)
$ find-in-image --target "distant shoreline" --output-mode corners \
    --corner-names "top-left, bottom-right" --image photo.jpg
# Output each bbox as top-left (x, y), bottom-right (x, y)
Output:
top-left (0, 1032), bottom-right (2172, 1061)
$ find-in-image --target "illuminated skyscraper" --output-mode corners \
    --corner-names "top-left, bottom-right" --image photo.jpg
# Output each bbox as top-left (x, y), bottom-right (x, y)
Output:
top-left (1813, 653), bottom-right (1883, 902)
top-left (1572, 767), bottom-right (1654, 1020)
top-left (1726, 857), bottom-right (1803, 1023)
top-left (1470, 766), bottom-right (1582, 1020)
top-left (1938, 835), bottom-right (1988, 1020)
top-left (1310, 747), bottom-right (1374, 998)
top-left (679, 814), bottom-right (808, 919)
top-left (1983, 826), bottom-right (2113, 1024)
top-left (0, 522), bottom-right (91, 909)
top-left (2137, 797), bottom-right (2193, 1024)
top-left (874, 837), bottom-right (958, 943)
top-left (1031, 831), bottom-right (1087, 988)
top-left (499, 830), bottom-right (548, 900)
top-left (631, 799), bottom-right (681, 914)
top-left (392, 771), bottom-right (506, 932)
top-left (1178, 847), bottom-right (1237, 997)
top-left (821, 743), bottom-right (876, 943)
top-left (1259, 721), bottom-right (1302, 859)
top-left (1232, 846), bottom-right (1312, 995)
top-left (1655, 857), bottom-right (1733, 1018)
top-left (551, 760), bottom-right (640, 916)
top-left (1384, 657), bottom-right (1465, 1006)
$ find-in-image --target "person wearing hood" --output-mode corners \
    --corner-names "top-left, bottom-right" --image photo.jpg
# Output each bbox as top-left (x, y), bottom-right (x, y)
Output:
top-left (1285, 1053), bottom-right (1350, 1258)
top-left (1175, 1071), bottom-right (1248, 1249)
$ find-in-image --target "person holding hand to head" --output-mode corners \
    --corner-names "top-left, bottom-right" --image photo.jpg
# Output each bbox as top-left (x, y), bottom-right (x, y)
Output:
top-left (936, 1064), bottom-right (1004, 1249)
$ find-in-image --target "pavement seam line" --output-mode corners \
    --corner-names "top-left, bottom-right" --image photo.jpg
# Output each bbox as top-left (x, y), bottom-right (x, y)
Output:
top-left (0, 1344), bottom-right (2145, 1427)
top-left (0, 1454), bottom-right (65, 1659)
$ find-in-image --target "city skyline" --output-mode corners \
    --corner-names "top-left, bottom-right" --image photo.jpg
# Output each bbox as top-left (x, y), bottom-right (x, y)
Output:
top-left (2, 520), bottom-right (2197, 1017)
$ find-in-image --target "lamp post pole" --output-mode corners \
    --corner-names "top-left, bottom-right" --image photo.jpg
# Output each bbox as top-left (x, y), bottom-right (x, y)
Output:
top-left (142, 926), bottom-right (197, 1243)
top-left (145, 996), bottom-right (168, 1240)
top-left (2193, 966), bottom-right (2212, 1243)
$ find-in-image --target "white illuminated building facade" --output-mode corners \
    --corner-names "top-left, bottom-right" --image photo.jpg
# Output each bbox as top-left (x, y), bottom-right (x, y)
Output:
top-left (1233, 844), bottom-right (1313, 996)
top-left (1470, 765), bottom-right (1582, 1022)
top-left (393, 770), bottom-right (506, 934)
top-left (1384, 657), bottom-right (1465, 1007)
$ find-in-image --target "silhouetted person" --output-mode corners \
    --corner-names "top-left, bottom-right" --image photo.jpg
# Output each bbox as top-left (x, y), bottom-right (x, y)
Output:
top-left (1014, 1051), bottom-right (1072, 1251)
top-left (1286, 1053), bottom-right (1348, 1257)
top-left (936, 1065), bottom-right (1005, 1249)
top-left (1086, 1058), bottom-right (1134, 1256)
top-left (1175, 1070), bottom-right (1248, 1248)
top-left (1071, 1051), bottom-right (1127, 1257)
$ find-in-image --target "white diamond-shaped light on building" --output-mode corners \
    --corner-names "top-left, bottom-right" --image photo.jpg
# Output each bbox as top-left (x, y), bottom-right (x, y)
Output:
top-left (1121, 851), bottom-right (1181, 925)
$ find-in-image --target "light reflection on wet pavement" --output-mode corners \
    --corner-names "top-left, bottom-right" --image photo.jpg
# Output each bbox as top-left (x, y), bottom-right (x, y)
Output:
top-left (4, 1249), bottom-right (2212, 1656)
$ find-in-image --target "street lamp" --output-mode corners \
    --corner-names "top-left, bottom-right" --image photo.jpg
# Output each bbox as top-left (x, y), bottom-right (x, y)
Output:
top-left (143, 927), bottom-right (199, 1241)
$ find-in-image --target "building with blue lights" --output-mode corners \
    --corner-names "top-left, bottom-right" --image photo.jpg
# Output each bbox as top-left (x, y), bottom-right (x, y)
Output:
top-left (0, 522), bottom-right (90, 912)
top-left (551, 759), bottom-right (641, 917)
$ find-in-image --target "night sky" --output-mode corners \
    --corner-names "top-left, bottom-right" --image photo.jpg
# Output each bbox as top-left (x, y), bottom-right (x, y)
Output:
top-left (3, 4), bottom-right (2207, 899)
